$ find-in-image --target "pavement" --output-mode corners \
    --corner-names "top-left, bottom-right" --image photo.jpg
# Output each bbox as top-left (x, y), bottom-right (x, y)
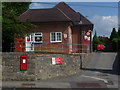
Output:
top-left (2, 80), bottom-right (107, 88)
top-left (0, 66), bottom-right (1, 86)
top-left (1, 52), bottom-right (120, 89)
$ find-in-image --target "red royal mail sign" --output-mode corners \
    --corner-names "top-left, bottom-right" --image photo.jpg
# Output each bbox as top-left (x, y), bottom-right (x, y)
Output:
top-left (52, 57), bottom-right (63, 65)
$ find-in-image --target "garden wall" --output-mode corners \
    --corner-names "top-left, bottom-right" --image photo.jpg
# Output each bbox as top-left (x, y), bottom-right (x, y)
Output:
top-left (2, 52), bottom-right (91, 81)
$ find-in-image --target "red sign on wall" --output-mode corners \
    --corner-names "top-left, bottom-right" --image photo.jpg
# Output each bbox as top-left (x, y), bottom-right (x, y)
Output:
top-left (52, 57), bottom-right (63, 65)
top-left (83, 31), bottom-right (91, 45)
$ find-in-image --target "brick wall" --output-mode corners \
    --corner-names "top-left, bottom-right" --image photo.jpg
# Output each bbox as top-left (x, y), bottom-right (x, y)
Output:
top-left (32, 22), bottom-right (70, 53)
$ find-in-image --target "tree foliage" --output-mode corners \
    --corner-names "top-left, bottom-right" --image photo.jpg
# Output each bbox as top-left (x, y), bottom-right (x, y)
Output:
top-left (93, 32), bottom-right (102, 44)
top-left (110, 28), bottom-right (119, 41)
top-left (2, 2), bottom-right (36, 52)
top-left (109, 28), bottom-right (119, 52)
top-left (92, 31), bottom-right (102, 51)
top-left (92, 28), bottom-right (120, 52)
top-left (118, 28), bottom-right (120, 37)
top-left (118, 27), bottom-right (120, 52)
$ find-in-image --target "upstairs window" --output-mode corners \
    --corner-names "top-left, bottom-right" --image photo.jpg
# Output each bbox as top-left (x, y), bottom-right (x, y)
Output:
top-left (50, 32), bottom-right (62, 43)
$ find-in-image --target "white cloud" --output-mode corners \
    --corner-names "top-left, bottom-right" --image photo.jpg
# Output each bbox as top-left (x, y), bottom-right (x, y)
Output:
top-left (91, 15), bottom-right (118, 37)
top-left (29, 2), bottom-right (55, 9)
top-left (29, 3), bottom-right (45, 9)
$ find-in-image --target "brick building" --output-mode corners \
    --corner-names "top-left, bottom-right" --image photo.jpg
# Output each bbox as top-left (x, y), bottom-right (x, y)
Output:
top-left (15, 2), bottom-right (94, 53)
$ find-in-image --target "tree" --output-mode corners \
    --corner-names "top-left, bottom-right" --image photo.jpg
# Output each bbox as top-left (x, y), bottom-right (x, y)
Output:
top-left (118, 27), bottom-right (120, 52)
top-left (110, 28), bottom-right (119, 41)
top-left (118, 28), bottom-right (120, 37)
top-left (2, 2), bottom-right (36, 52)
top-left (109, 28), bottom-right (119, 52)
top-left (98, 36), bottom-right (110, 45)
top-left (92, 31), bottom-right (102, 51)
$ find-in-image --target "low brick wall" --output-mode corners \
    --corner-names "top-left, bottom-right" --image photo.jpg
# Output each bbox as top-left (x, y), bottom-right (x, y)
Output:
top-left (2, 52), bottom-right (91, 81)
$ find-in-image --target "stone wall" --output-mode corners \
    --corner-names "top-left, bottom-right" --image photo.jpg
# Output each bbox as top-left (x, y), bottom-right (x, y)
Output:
top-left (2, 52), bottom-right (91, 81)
top-left (0, 52), bottom-right (2, 82)
top-left (2, 52), bottom-right (36, 81)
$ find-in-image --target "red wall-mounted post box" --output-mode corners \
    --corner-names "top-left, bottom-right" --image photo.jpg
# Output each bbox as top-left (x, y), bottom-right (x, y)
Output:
top-left (20, 55), bottom-right (28, 71)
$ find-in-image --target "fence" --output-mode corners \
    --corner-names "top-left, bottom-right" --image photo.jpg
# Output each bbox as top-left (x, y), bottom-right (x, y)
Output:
top-left (10, 42), bottom-right (90, 54)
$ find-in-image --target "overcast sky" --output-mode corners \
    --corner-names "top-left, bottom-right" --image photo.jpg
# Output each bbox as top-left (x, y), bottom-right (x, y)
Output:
top-left (29, 1), bottom-right (119, 37)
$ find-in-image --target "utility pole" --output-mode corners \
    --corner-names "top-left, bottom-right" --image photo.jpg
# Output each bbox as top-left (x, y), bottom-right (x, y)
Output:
top-left (118, 1), bottom-right (120, 28)
top-left (118, 1), bottom-right (120, 52)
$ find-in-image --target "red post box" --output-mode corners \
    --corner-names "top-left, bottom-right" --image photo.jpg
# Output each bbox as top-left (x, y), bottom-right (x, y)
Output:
top-left (20, 55), bottom-right (28, 71)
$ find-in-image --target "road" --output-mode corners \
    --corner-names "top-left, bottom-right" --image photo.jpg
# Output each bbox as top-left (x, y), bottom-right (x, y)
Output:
top-left (2, 52), bottom-right (119, 89)
top-left (46, 52), bottom-right (119, 88)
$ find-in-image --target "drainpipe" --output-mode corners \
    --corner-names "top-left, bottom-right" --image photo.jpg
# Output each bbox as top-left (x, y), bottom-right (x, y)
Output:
top-left (90, 25), bottom-right (94, 52)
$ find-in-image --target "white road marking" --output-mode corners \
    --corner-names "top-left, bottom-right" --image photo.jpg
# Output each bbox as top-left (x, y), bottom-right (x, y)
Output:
top-left (94, 72), bottom-right (100, 74)
top-left (81, 75), bottom-right (108, 83)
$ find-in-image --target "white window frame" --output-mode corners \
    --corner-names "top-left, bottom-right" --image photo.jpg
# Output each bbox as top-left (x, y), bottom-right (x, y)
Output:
top-left (32, 32), bottom-right (43, 43)
top-left (50, 32), bottom-right (62, 43)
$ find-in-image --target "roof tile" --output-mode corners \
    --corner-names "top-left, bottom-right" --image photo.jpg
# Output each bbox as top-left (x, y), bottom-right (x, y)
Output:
top-left (19, 2), bottom-right (93, 25)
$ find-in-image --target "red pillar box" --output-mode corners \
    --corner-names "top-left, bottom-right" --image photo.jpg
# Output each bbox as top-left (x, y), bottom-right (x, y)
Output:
top-left (52, 57), bottom-right (63, 65)
top-left (20, 55), bottom-right (28, 71)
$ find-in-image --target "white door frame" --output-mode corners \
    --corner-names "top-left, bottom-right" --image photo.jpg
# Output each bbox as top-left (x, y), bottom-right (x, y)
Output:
top-left (25, 35), bottom-right (34, 52)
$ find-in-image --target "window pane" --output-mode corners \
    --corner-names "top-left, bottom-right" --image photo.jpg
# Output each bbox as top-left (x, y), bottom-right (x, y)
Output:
top-left (82, 31), bottom-right (85, 35)
top-left (35, 36), bottom-right (42, 42)
top-left (51, 32), bottom-right (56, 41)
top-left (34, 32), bottom-right (42, 42)
top-left (35, 33), bottom-right (42, 36)
top-left (57, 33), bottom-right (61, 41)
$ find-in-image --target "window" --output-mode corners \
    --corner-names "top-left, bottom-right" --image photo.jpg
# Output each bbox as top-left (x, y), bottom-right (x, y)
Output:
top-left (33, 32), bottom-right (43, 43)
top-left (82, 31), bottom-right (85, 35)
top-left (26, 32), bottom-right (43, 43)
top-left (50, 32), bottom-right (62, 42)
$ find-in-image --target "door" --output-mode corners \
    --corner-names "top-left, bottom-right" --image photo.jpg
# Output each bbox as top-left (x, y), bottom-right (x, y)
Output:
top-left (25, 35), bottom-right (34, 52)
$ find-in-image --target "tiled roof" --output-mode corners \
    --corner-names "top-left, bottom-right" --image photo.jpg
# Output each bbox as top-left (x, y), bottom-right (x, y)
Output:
top-left (19, 2), bottom-right (93, 25)
top-left (19, 8), bottom-right (70, 22)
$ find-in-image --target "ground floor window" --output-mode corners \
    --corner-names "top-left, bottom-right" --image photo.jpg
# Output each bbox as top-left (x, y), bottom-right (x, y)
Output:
top-left (50, 32), bottom-right (62, 43)
top-left (25, 32), bottom-right (42, 52)
top-left (34, 32), bottom-right (43, 43)
top-left (26, 32), bottom-right (43, 43)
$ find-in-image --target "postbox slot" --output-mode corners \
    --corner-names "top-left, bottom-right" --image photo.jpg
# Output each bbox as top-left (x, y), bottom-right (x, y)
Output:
top-left (22, 57), bottom-right (26, 59)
